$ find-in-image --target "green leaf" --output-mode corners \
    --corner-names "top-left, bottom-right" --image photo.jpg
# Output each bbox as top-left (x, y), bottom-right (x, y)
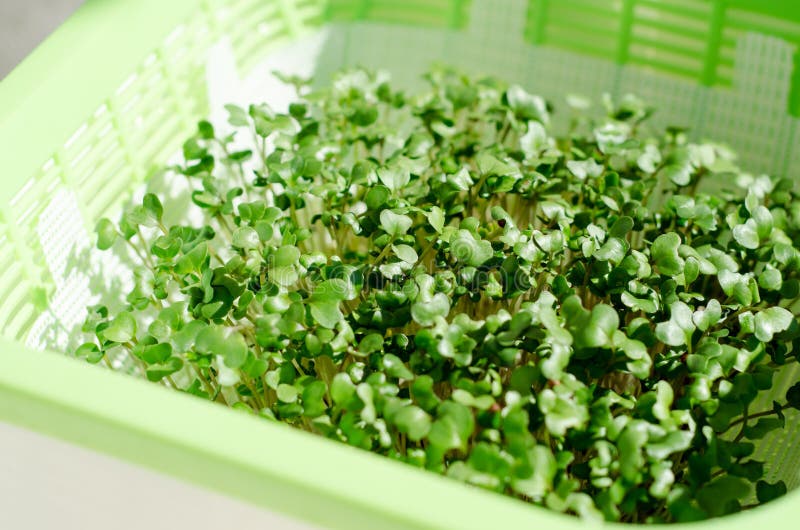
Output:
top-left (754, 307), bottom-right (793, 342)
top-left (692, 299), bottom-right (722, 332)
top-left (656, 301), bottom-right (695, 346)
top-left (651, 233), bottom-right (684, 276)
top-left (411, 292), bottom-right (450, 326)
top-left (696, 475), bottom-right (750, 517)
top-left (175, 243), bottom-right (208, 275)
top-left (664, 162), bottom-right (692, 186)
top-left (751, 205), bottom-right (773, 239)
top-left (379, 262), bottom-right (404, 278)
top-left (733, 219), bottom-right (759, 249)
top-left (197, 120), bottom-right (215, 139)
top-left (756, 480), bottom-right (787, 503)
top-left (567, 159), bottom-right (603, 180)
top-left (143, 193), bottom-right (163, 221)
top-left (392, 406), bottom-right (431, 441)
top-left (95, 218), bottom-right (117, 250)
top-left (447, 167), bottom-right (473, 191)
top-left (718, 270), bottom-right (753, 306)
top-left (277, 383), bottom-right (299, 403)
top-left (519, 121), bottom-right (549, 159)
top-left (379, 210), bottom-right (413, 237)
top-left (683, 257), bottom-right (700, 285)
top-left (330, 373), bottom-right (357, 407)
top-left (377, 165), bottom-right (411, 191)
top-left (743, 417), bottom-right (784, 439)
top-left (637, 144), bottom-right (662, 174)
top-left (103, 312), bottom-right (137, 343)
top-left (538, 387), bottom-right (589, 436)
top-left (273, 245), bottom-right (300, 267)
top-left (357, 383), bottom-right (376, 423)
top-left (232, 226), bottom-right (260, 250)
top-left (195, 325), bottom-right (248, 368)
top-left (393, 244), bottom-right (418, 264)
top-left (620, 289), bottom-right (658, 314)
top-left (652, 380), bottom-right (674, 421)
top-left (365, 185), bottom-right (390, 210)
top-left (787, 382), bottom-right (800, 409)
top-left (477, 152), bottom-right (516, 177)
top-left (758, 266), bottom-right (782, 291)
top-left (242, 354), bottom-right (268, 379)
top-left (126, 205), bottom-right (159, 228)
top-left (426, 206), bottom-right (445, 233)
top-left (585, 304), bottom-right (620, 348)
top-left (309, 279), bottom-right (350, 329)
top-left (618, 421), bottom-right (648, 482)
top-left (382, 354), bottom-right (414, 379)
top-left (301, 380), bottom-right (327, 418)
top-left (614, 332), bottom-right (651, 378)
top-left (566, 298), bottom-right (619, 350)
top-left (183, 138), bottom-right (206, 160)
top-left (506, 85), bottom-right (548, 122)
top-left (450, 230), bottom-right (493, 267)
top-left (774, 243), bottom-right (797, 265)
top-left (349, 104), bottom-right (378, 126)
top-left (172, 320), bottom-right (206, 353)
top-left (151, 235), bottom-right (182, 259)
top-left (134, 342), bottom-right (173, 364)
top-left (309, 300), bottom-right (342, 329)
top-left (411, 375), bottom-right (441, 412)
top-left (225, 104), bottom-right (249, 126)
top-left (146, 357), bottom-right (183, 382)
top-left (75, 342), bottom-right (104, 364)
top-left (646, 430), bottom-right (692, 460)
top-left (594, 237), bottom-right (628, 264)
top-left (608, 216), bottom-right (634, 239)
top-left (511, 445), bottom-right (556, 500)
top-left (428, 401), bottom-right (474, 451)
top-left (451, 389), bottom-right (495, 410)
top-left (358, 333), bottom-right (384, 355)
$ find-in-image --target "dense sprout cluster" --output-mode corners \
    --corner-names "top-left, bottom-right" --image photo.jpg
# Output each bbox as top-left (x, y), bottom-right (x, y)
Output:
top-left (78, 68), bottom-right (800, 522)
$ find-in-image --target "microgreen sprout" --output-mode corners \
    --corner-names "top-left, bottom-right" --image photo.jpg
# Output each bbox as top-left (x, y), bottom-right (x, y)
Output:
top-left (77, 67), bottom-right (800, 523)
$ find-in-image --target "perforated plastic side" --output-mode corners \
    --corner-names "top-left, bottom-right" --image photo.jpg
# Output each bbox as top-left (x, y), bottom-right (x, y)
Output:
top-left (326, 0), bottom-right (471, 29)
top-left (525, 0), bottom-right (800, 117)
top-left (0, 0), bottom-right (325, 348)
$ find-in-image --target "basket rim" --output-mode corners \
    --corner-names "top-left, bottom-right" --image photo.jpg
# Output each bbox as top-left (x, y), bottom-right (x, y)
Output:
top-left (0, 0), bottom-right (197, 206)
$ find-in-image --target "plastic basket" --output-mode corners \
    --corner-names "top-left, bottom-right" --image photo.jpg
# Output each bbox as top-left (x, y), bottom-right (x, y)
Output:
top-left (1, 1), bottom-right (799, 528)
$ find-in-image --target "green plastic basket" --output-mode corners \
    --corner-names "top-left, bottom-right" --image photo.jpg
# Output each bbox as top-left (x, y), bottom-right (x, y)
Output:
top-left (1, 1), bottom-right (799, 528)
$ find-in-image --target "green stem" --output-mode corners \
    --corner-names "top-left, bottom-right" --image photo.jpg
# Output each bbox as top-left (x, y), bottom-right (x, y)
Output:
top-left (125, 237), bottom-right (152, 270)
top-left (193, 365), bottom-right (216, 399)
top-left (722, 407), bottom-right (782, 434)
top-left (214, 138), bottom-right (248, 189)
top-left (372, 241), bottom-right (394, 268)
top-left (414, 237), bottom-right (438, 267)
top-left (134, 227), bottom-right (156, 270)
top-left (214, 213), bottom-right (236, 243)
top-left (469, 172), bottom-right (491, 218)
top-left (292, 358), bottom-right (307, 377)
top-left (166, 375), bottom-right (180, 390)
top-left (734, 405), bottom-right (749, 442)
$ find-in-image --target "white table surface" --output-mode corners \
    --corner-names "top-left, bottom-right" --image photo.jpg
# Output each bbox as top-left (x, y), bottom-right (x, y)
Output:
top-left (0, 421), bottom-right (318, 530)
